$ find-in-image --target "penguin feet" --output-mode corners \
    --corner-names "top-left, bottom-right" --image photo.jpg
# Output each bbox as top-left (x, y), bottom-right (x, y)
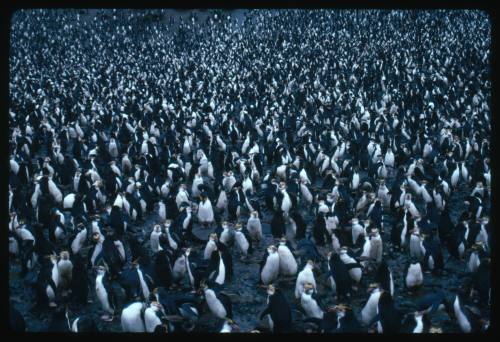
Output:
top-left (49, 302), bottom-right (57, 308)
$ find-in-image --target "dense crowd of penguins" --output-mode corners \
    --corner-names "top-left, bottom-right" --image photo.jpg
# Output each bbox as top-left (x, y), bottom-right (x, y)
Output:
top-left (9, 9), bottom-right (491, 333)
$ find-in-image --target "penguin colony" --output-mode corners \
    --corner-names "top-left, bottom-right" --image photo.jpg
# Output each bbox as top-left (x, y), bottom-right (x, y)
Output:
top-left (9, 9), bottom-right (491, 333)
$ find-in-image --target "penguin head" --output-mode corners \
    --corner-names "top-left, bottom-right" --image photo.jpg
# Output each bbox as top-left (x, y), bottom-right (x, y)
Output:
top-left (59, 251), bottom-right (70, 261)
top-left (266, 284), bottom-right (276, 295)
top-left (267, 245), bottom-right (277, 254)
top-left (251, 211), bottom-right (259, 218)
top-left (153, 225), bottom-right (162, 233)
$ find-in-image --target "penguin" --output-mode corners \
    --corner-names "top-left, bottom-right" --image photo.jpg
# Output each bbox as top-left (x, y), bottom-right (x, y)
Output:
top-left (219, 221), bottom-right (234, 247)
top-left (202, 283), bottom-right (233, 320)
top-left (150, 225), bottom-right (163, 254)
top-left (260, 245), bottom-right (280, 285)
top-left (57, 250), bottom-right (73, 295)
top-left (204, 233), bottom-right (219, 260)
top-left (327, 251), bottom-right (352, 300)
top-left (375, 260), bottom-right (394, 297)
top-left (333, 304), bottom-right (364, 333)
top-left (259, 284), bottom-right (293, 333)
top-left (295, 260), bottom-right (316, 299)
top-left (207, 249), bottom-right (227, 286)
top-left (339, 247), bottom-right (363, 287)
top-left (452, 293), bottom-right (487, 333)
top-left (372, 291), bottom-right (401, 333)
top-left (95, 265), bottom-right (116, 321)
top-left (197, 194), bottom-right (214, 226)
top-left (246, 210), bottom-right (262, 242)
top-left (120, 302), bottom-right (147, 332)
top-left (233, 223), bottom-right (253, 259)
top-left (405, 259), bottom-right (424, 291)
top-left (277, 237), bottom-right (298, 277)
top-left (409, 228), bottom-right (425, 261)
top-left (270, 209), bottom-right (286, 239)
top-left (361, 283), bottom-right (382, 326)
top-left (70, 315), bottom-right (99, 332)
top-left (300, 283), bottom-right (324, 319)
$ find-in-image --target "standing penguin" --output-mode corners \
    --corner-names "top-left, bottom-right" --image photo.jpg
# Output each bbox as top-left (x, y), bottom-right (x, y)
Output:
top-left (95, 265), bottom-right (116, 322)
top-left (260, 245), bottom-right (280, 285)
top-left (327, 252), bottom-right (352, 300)
top-left (259, 284), bottom-right (293, 333)
top-left (277, 237), bottom-right (298, 277)
top-left (361, 283), bottom-right (383, 326)
top-left (57, 251), bottom-right (73, 296)
top-left (300, 283), bottom-right (324, 319)
top-left (201, 283), bottom-right (233, 320)
top-left (233, 223), bottom-right (253, 259)
top-left (371, 291), bottom-right (401, 333)
top-left (339, 247), bottom-right (363, 289)
top-left (270, 209), bottom-right (286, 239)
top-left (204, 233), bottom-right (219, 260)
top-left (405, 259), bottom-right (424, 291)
top-left (295, 260), bottom-right (316, 299)
top-left (375, 260), bottom-right (394, 297)
top-left (246, 211), bottom-right (262, 243)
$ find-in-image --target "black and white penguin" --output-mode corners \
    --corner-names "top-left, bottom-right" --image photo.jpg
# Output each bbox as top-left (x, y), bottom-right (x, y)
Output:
top-left (361, 283), bottom-right (383, 326)
top-left (375, 260), bottom-right (394, 297)
top-left (120, 302), bottom-right (151, 332)
top-left (56, 250), bottom-right (73, 295)
top-left (371, 291), bottom-right (401, 333)
top-left (332, 304), bottom-right (364, 333)
top-left (246, 210), bottom-right (262, 242)
top-left (260, 245), bottom-right (280, 285)
top-left (259, 284), bottom-right (293, 333)
top-left (233, 222), bottom-right (253, 259)
top-left (94, 264), bottom-right (116, 322)
top-left (70, 315), bottom-right (99, 332)
top-left (270, 209), bottom-right (286, 239)
top-left (405, 259), bottom-right (424, 291)
top-left (295, 260), bottom-right (317, 299)
top-left (327, 251), bottom-right (352, 300)
top-left (452, 293), bottom-right (488, 333)
top-left (277, 237), bottom-right (297, 277)
top-left (339, 247), bottom-right (363, 288)
top-left (300, 283), bottom-right (324, 319)
top-left (201, 283), bottom-right (233, 320)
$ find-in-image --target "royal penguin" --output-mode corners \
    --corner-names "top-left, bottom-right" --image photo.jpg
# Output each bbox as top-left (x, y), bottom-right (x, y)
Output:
top-left (219, 221), bottom-right (235, 247)
top-left (452, 293), bottom-right (488, 333)
top-left (260, 245), bottom-right (280, 285)
top-left (57, 251), bottom-right (73, 295)
top-left (204, 233), bottom-right (219, 260)
top-left (94, 264), bottom-right (116, 321)
top-left (197, 194), bottom-right (214, 226)
top-left (405, 259), bottom-right (424, 291)
top-left (277, 237), bottom-right (298, 277)
top-left (246, 210), bottom-right (262, 242)
top-left (375, 260), bottom-right (394, 297)
top-left (259, 284), bottom-right (293, 333)
top-left (70, 315), bottom-right (99, 332)
top-left (300, 283), bottom-right (324, 319)
top-left (150, 225), bottom-right (163, 254)
top-left (339, 247), bottom-right (363, 288)
top-left (333, 304), bottom-right (364, 333)
top-left (233, 223), bottom-right (253, 259)
top-left (409, 228), bottom-right (425, 261)
top-left (327, 252), bottom-right (352, 300)
top-left (120, 301), bottom-right (147, 332)
top-left (201, 283), bottom-right (233, 320)
top-left (372, 291), bottom-right (401, 333)
top-left (361, 283), bottom-right (383, 326)
top-left (295, 260), bottom-right (317, 299)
